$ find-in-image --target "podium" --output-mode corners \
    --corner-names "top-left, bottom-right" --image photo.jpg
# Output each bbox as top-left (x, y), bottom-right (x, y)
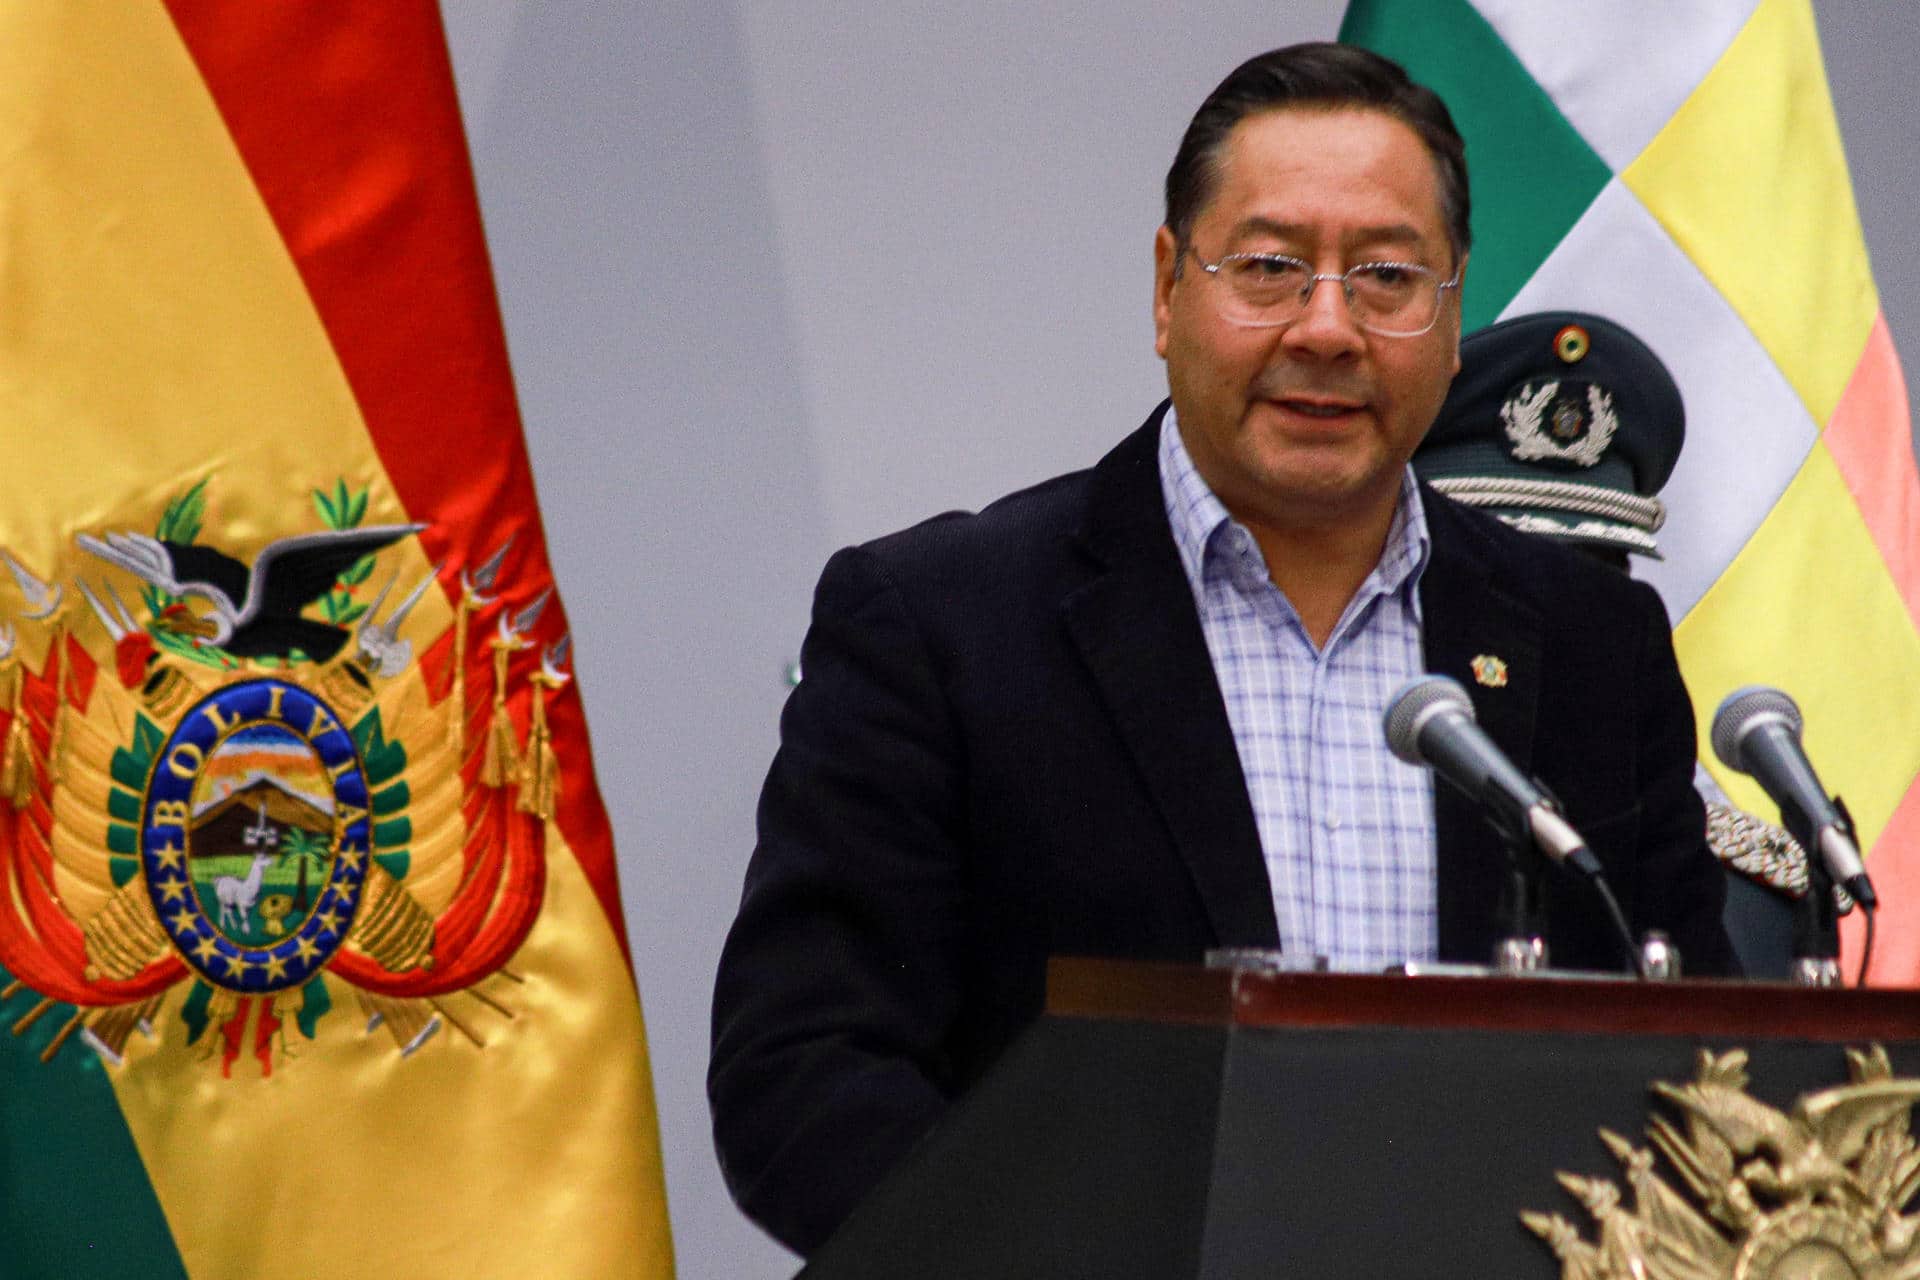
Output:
top-left (801, 959), bottom-right (1920, 1277)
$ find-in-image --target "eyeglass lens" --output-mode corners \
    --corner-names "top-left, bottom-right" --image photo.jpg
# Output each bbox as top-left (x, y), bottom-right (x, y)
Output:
top-left (1210, 255), bottom-right (1447, 335)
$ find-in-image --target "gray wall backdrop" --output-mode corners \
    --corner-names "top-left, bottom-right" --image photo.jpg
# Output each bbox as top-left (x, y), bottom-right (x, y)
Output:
top-left (438, 5), bottom-right (1918, 1275)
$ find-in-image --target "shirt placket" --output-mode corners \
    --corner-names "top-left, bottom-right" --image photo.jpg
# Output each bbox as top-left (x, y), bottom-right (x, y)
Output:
top-left (1305, 642), bottom-right (1338, 965)
top-left (1274, 607), bottom-right (1326, 964)
top-left (1314, 593), bottom-right (1386, 970)
top-left (1224, 538), bottom-right (1314, 961)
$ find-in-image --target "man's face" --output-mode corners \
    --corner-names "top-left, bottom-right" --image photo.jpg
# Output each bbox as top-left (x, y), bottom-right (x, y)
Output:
top-left (1153, 107), bottom-right (1463, 535)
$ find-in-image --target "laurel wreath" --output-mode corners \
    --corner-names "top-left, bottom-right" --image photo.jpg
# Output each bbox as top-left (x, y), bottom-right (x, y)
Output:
top-left (311, 478), bottom-right (375, 626)
top-left (144, 479), bottom-right (243, 668)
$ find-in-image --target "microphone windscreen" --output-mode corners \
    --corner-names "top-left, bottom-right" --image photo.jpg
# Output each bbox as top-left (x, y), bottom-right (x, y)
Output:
top-left (1383, 674), bottom-right (1473, 766)
top-left (1710, 684), bottom-right (1803, 773)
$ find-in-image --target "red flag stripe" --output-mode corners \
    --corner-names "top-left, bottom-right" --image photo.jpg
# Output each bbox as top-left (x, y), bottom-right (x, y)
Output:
top-left (158, 1), bottom-right (629, 959)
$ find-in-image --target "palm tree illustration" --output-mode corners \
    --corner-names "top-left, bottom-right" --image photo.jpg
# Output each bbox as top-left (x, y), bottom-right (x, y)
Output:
top-left (280, 828), bottom-right (329, 911)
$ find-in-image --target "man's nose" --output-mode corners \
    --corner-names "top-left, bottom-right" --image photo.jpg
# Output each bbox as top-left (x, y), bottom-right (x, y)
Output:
top-left (1283, 275), bottom-right (1366, 357)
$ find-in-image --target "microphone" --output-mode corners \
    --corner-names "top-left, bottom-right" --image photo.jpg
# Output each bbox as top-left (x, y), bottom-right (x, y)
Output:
top-left (1711, 686), bottom-right (1877, 911)
top-left (1383, 675), bottom-right (1602, 879)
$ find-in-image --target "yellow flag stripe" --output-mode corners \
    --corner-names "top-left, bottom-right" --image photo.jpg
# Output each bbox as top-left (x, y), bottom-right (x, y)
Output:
top-left (117, 823), bottom-right (673, 1279)
top-left (1622, 0), bottom-right (1875, 426)
top-left (1676, 440), bottom-right (1920, 851)
top-left (0, 2), bottom-right (449, 662)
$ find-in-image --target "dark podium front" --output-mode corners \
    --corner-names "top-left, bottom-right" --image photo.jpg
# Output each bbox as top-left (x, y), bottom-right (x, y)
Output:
top-left (801, 959), bottom-right (1920, 1278)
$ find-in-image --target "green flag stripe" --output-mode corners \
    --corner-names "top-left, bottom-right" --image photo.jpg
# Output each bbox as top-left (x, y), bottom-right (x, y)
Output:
top-left (0, 971), bottom-right (188, 1279)
top-left (1339, 0), bottom-right (1614, 331)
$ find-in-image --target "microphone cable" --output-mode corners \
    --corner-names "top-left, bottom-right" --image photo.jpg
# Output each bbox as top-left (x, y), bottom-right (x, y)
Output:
top-left (1600, 876), bottom-right (1649, 981)
top-left (1857, 902), bottom-right (1876, 988)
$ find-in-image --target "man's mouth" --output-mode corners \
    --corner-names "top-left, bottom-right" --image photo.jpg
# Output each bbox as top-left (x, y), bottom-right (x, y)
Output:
top-left (1273, 397), bottom-right (1364, 419)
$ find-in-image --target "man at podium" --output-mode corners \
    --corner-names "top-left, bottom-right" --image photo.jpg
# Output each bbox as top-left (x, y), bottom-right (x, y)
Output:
top-left (711, 42), bottom-right (1736, 1257)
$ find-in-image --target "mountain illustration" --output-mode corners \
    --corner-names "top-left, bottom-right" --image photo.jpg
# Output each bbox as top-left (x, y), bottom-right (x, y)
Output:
top-left (190, 776), bottom-right (332, 860)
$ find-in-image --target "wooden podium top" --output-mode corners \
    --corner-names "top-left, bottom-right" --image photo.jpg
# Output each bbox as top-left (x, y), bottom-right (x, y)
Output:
top-left (1046, 956), bottom-right (1920, 1041)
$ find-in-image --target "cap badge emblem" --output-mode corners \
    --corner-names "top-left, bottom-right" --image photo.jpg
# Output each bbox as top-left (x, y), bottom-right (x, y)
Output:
top-left (1553, 323), bottom-right (1591, 363)
top-left (1471, 654), bottom-right (1509, 688)
top-left (1502, 379), bottom-right (1618, 468)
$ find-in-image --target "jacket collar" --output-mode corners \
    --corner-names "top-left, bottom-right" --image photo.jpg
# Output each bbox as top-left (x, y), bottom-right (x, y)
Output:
top-left (1417, 489), bottom-right (1546, 961)
top-left (1062, 405), bottom-right (1280, 947)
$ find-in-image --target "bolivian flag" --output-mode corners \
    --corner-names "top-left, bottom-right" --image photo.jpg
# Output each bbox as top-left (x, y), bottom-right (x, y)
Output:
top-left (0, 4), bottom-right (673, 1276)
top-left (1344, 0), bottom-right (1920, 982)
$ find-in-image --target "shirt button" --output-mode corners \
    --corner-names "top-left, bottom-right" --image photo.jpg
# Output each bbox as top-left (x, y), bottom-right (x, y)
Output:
top-left (1324, 814), bottom-right (1341, 832)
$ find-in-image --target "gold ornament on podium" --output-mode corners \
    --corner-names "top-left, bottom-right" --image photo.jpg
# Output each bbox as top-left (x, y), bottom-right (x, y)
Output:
top-left (1524, 1046), bottom-right (1920, 1279)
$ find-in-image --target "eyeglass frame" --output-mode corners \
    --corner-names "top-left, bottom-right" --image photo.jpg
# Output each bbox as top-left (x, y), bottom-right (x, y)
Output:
top-left (1185, 246), bottom-right (1462, 338)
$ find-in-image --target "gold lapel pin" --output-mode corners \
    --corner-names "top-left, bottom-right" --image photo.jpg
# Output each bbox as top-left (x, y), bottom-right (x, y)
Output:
top-left (1471, 654), bottom-right (1509, 689)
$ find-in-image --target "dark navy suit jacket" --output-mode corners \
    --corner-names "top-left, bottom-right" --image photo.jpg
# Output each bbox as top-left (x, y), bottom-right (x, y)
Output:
top-left (710, 406), bottom-right (1733, 1255)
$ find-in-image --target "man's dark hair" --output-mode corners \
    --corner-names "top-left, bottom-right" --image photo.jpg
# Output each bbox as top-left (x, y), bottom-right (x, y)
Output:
top-left (1165, 43), bottom-right (1470, 271)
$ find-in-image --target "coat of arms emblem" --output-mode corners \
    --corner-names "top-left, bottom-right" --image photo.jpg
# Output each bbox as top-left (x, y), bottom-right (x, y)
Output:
top-left (0, 479), bottom-right (570, 1076)
top-left (1526, 1045), bottom-right (1920, 1279)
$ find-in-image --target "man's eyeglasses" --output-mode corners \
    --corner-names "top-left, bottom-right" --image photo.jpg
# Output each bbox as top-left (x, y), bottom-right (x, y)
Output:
top-left (1187, 248), bottom-right (1460, 337)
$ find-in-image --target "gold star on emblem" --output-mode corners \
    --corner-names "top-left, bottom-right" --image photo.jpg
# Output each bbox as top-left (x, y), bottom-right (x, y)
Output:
top-left (338, 847), bottom-right (366, 871)
top-left (169, 908), bottom-right (197, 934)
top-left (316, 907), bottom-right (344, 935)
top-left (158, 877), bottom-right (192, 904)
top-left (264, 954), bottom-right (289, 982)
top-left (1471, 654), bottom-right (1509, 689)
top-left (191, 935), bottom-right (221, 964)
top-left (293, 936), bottom-right (320, 964)
top-left (151, 843), bottom-right (187, 872)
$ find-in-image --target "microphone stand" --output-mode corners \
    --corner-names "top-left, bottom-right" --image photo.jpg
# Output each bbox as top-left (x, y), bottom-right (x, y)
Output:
top-left (1492, 833), bottom-right (1549, 974)
top-left (1784, 798), bottom-right (1846, 988)
top-left (1479, 775), bottom-right (1549, 974)
top-left (1480, 775), bottom-right (1648, 979)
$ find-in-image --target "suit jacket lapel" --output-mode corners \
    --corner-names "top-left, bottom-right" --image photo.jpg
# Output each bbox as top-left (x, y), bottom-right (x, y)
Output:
top-left (1418, 490), bottom-right (1545, 962)
top-left (1061, 410), bottom-right (1279, 948)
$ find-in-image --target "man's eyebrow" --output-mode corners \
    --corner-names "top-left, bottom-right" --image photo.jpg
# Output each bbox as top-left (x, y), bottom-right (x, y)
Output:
top-left (1227, 216), bottom-right (1430, 251)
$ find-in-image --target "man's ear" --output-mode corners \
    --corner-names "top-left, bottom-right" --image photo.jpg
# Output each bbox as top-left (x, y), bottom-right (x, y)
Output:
top-left (1153, 225), bottom-right (1178, 359)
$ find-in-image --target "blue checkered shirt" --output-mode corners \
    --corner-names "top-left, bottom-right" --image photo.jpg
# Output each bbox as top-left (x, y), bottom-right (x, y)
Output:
top-left (1158, 410), bottom-right (1438, 971)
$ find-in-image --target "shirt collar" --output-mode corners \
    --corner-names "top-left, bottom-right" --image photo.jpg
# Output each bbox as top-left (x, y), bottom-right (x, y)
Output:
top-left (1156, 406), bottom-right (1432, 615)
